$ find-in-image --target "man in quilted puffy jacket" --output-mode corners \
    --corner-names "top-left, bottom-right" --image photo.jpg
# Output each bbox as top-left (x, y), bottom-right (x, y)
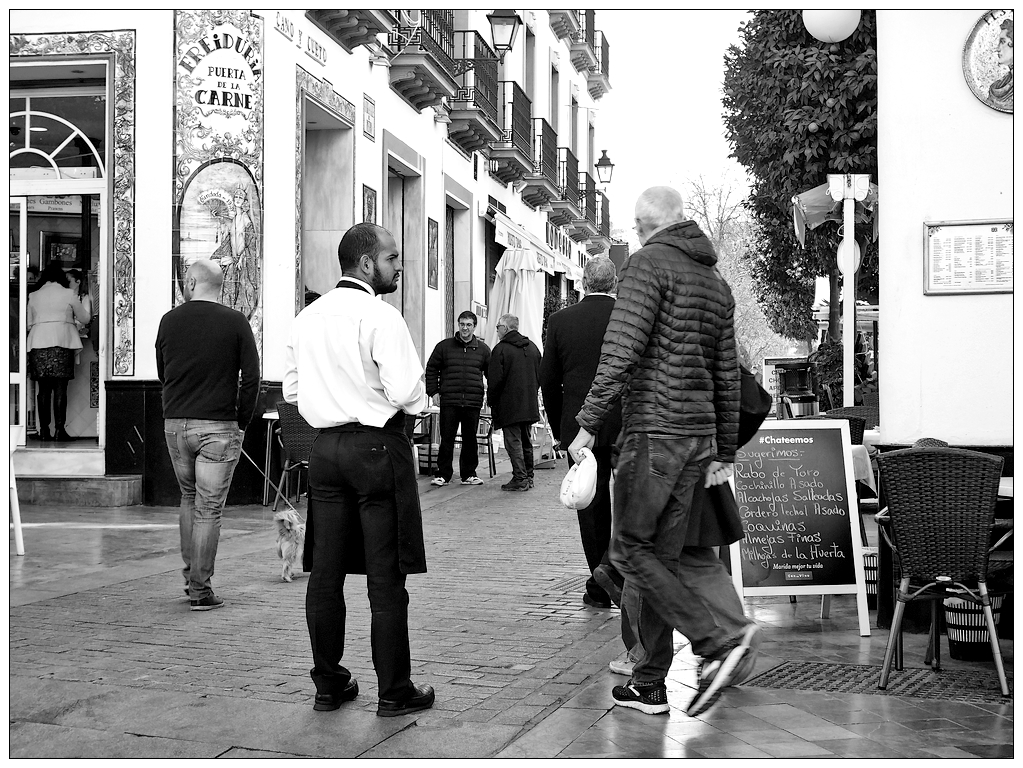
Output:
top-left (425, 311), bottom-right (491, 486)
top-left (569, 186), bottom-right (760, 718)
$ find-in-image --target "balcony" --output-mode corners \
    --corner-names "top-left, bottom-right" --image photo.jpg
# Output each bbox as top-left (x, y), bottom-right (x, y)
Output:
top-left (568, 171), bottom-right (598, 241)
top-left (587, 30), bottom-right (611, 100)
top-left (587, 191), bottom-right (612, 254)
top-left (569, 9), bottom-right (597, 73)
top-left (519, 118), bottom-right (559, 209)
top-left (489, 81), bottom-right (533, 184)
top-left (447, 30), bottom-right (501, 155)
top-left (307, 10), bottom-right (393, 53)
top-left (548, 10), bottom-right (580, 40)
top-left (547, 147), bottom-right (580, 227)
top-left (386, 10), bottom-right (458, 112)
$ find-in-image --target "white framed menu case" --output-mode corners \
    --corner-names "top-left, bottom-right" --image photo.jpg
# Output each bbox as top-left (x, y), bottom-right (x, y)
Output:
top-left (923, 219), bottom-right (1013, 295)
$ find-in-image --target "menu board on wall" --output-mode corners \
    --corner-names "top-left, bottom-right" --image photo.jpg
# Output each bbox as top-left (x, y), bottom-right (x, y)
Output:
top-left (924, 219), bottom-right (1013, 295)
top-left (727, 420), bottom-right (870, 636)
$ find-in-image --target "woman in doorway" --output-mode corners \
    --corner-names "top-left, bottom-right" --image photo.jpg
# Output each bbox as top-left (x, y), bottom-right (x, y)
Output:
top-left (27, 261), bottom-right (91, 442)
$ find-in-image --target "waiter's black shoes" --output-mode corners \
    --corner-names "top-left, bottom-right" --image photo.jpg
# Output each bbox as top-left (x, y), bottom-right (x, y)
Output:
top-left (377, 683), bottom-right (435, 717)
top-left (313, 678), bottom-right (360, 711)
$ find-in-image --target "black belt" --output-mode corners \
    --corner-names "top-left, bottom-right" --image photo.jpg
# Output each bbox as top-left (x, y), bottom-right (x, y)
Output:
top-left (320, 409), bottom-right (408, 435)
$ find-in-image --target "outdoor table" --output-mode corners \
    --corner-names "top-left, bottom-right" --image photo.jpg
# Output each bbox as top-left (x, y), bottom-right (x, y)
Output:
top-left (850, 444), bottom-right (877, 494)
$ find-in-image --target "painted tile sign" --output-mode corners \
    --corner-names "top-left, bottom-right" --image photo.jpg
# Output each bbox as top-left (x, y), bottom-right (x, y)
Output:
top-left (173, 10), bottom-right (265, 356)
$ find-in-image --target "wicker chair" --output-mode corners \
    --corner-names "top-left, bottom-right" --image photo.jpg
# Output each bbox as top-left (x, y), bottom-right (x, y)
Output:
top-left (273, 401), bottom-right (319, 512)
top-left (826, 405), bottom-right (878, 431)
top-left (875, 447), bottom-right (1010, 696)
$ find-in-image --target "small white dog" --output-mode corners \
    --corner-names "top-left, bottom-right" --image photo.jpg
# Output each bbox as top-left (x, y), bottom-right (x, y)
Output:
top-left (273, 509), bottom-right (306, 583)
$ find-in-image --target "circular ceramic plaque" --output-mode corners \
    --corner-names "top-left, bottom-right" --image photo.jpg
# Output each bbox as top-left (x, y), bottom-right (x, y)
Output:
top-left (963, 10), bottom-right (1013, 113)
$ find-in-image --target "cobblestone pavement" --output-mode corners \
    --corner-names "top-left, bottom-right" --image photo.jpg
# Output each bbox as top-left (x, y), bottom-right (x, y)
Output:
top-left (10, 464), bottom-right (628, 758)
top-left (9, 459), bottom-right (1013, 759)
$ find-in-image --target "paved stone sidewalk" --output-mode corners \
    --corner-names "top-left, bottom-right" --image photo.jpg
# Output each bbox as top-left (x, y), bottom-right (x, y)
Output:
top-left (9, 465), bottom-right (629, 758)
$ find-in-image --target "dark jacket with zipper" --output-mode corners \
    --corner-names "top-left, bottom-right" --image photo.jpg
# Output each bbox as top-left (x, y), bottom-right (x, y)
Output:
top-left (425, 334), bottom-right (490, 410)
top-left (487, 329), bottom-right (541, 430)
top-left (576, 220), bottom-right (741, 463)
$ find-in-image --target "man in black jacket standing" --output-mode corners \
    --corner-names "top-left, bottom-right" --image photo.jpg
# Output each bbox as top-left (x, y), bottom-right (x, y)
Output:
top-left (156, 258), bottom-right (260, 611)
top-left (488, 313), bottom-right (541, 492)
top-left (569, 186), bottom-right (758, 719)
top-left (540, 256), bottom-right (623, 609)
top-left (425, 310), bottom-right (491, 486)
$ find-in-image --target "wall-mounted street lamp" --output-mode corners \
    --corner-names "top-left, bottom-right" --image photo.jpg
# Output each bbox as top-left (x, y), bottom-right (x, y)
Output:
top-left (487, 9), bottom-right (522, 59)
top-left (594, 149), bottom-right (615, 185)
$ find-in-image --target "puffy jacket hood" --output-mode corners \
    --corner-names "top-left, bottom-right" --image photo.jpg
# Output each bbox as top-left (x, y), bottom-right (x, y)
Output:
top-left (500, 329), bottom-right (531, 348)
top-left (645, 221), bottom-right (717, 267)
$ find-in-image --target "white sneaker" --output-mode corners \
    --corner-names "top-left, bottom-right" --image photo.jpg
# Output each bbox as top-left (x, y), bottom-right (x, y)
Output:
top-left (460, 476), bottom-right (484, 485)
top-left (610, 640), bottom-right (687, 676)
top-left (430, 477), bottom-right (448, 487)
top-left (609, 656), bottom-right (634, 676)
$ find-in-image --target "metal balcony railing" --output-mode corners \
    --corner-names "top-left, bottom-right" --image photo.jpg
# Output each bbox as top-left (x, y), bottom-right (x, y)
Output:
top-left (453, 30), bottom-right (499, 126)
top-left (597, 191), bottom-right (611, 237)
top-left (576, 9), bottom-right (595, 49)
top-left (594, 29), bottom-right (609, 79)
top-left (497, 80), bottom-right (532, 157)
top-left (531, 118), bottom-right (558, 185)
top-left (558, 147), bottom-right (579, 205)
top-left (389, 9), bottom-right (456, 73)
top-left (578, 171), bottom-right (597, 224)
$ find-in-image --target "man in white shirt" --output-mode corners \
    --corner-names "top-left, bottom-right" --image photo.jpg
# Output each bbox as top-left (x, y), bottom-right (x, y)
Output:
top-left (283, 223), bottom-right (434, 718)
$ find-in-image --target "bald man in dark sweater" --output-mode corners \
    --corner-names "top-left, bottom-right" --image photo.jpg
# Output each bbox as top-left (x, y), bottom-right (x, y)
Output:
top-left (156, 258), bottom-right (260, 611)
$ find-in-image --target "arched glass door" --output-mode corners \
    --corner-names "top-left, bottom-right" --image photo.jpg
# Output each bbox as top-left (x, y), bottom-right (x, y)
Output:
top-left (10, 59), bottom-right (109, 454)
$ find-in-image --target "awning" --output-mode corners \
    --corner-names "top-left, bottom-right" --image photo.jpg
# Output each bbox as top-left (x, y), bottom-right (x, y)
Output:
top-left (491, 209), bottom-right (557, 275)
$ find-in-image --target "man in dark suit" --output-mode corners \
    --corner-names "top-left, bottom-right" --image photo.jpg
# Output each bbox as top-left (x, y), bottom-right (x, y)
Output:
top-left (540, 256), bottom-right (624, 609)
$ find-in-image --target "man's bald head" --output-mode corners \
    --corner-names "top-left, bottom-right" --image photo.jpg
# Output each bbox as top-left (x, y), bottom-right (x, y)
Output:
top-left (185, 258), bottom-right (224, 302)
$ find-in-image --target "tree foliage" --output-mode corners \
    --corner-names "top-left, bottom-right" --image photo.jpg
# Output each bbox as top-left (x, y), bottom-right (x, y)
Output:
top-left (684, 176), bottom-right (798, 371)
top-left (722, 10), bottom-right (879, 343)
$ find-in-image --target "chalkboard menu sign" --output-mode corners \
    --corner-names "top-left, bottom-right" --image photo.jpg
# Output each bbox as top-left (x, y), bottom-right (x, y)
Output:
top-left (727, 420), bottom-right (870, 635)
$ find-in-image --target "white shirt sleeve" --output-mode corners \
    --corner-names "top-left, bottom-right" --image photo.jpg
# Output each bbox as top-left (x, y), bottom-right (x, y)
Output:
top-left (369, 310), bottom-right (428, 414)
top-left (282, 325), bottom-right (299, 404)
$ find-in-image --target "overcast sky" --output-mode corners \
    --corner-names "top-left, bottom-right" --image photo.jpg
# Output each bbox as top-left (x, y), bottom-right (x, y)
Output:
top-left (594, 9), bottom-right (752, 232)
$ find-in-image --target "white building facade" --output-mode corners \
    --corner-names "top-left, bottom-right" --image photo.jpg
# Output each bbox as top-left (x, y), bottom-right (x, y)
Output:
top-left (9, 10), bottom-right (615, 503)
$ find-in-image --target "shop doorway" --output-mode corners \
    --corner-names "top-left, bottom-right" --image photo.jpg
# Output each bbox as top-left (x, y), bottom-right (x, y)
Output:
top-left (10, 59), bottom-right (109, 467)
top-left (299, 96), bottom-right (353, 307)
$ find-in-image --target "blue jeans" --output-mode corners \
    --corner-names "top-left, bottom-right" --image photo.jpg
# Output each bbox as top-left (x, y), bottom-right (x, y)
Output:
top-left (501, 423), bottom-right (534, 482)
top-left (611, 433), bottom-right (750, 684)
top-left (164, 419), bottom-right (243, 600)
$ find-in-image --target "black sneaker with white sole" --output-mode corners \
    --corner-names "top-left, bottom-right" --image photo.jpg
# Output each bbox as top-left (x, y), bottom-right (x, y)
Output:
top-left (611, 680), bottom-right (670, 715)
top-left (685, 623), bottom-right (761, 717)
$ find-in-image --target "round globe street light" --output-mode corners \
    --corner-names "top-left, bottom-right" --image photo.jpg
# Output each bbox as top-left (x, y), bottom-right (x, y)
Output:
top-left (594, 149), bottom-right (615, 185)
top-left (487, 10), bottom-right (523, 60)
top-left (802, 10), bottom-right (861, 44)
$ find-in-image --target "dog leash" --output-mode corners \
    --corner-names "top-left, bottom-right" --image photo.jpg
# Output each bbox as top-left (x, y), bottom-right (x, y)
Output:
top-left (239, 447), bottom-right (300, 513)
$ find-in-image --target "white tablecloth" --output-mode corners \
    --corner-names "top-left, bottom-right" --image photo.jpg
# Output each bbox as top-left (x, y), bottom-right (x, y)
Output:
top-left (851, 444), bottom-right (876, 494)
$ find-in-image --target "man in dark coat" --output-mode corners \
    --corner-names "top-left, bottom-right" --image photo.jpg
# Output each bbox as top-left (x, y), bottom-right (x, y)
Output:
top-left (425, 310), bottom-right (491, 486)
top-left (540, 256), bottom-right (623, 609)
top-left (488, 313), bottom-right (541, 491)
top-left (569, 186), bottom-right (758, 719)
